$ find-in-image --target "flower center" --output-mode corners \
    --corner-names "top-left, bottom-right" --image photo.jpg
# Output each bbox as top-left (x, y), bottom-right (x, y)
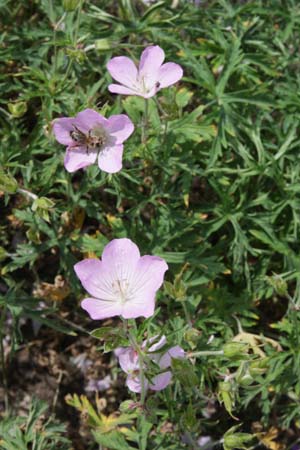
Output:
top-left (70, 124), bottom-right (107, 153)
top-left (112, 278), bottom-right (131, 304)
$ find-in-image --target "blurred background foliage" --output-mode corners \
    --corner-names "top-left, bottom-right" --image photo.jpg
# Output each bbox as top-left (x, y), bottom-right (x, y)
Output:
top-left (1, 0), bottom-right (300, 449)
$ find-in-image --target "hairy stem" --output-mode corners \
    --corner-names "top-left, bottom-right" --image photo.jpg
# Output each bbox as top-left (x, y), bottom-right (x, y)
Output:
top-left (0, 306), bottom-right (9, 411)
top-left (188, 350), bottom-right (224, 358)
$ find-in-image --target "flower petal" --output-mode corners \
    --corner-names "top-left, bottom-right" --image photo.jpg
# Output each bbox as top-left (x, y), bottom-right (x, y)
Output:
top-left (147, 335), bottom-right (167, 353)
top-left (139, 46), bottom-right (165, 90)
top-left (133, 255), bottom-right (168, 294)
top-left (120, 256), bottom-right (168, 318)
top-left (98, 144), bottom-right (123, 173)
top-left (107, 56), bottom-right (138, 89)
top-left (149, 371), bottom-right (172, 391)
top-left (75, 108), bottom-right (107, 132)
top-left (158, 62), bottom-right (183, 88)
top-left (53, 117), bottom-right (74, 145)
top-left (81, 297), bottom-right (123, 320)
top-left (101, 238), bottom-right (141, 286)
top-left (106, 115), bottom-right (134, 144)
top-left (121, 291), bottom-right (156, 319)
top-left (74, 258), bottom-right (117, 301)
top-left (118, 347), bottom-right (139, 373)
top-left (158, 345), bottom-right (185, 369)
top-left (108, 83), bottom-right (140, 96)
top-left (74, 258), bottom-right (102, 282)
top-left (126, 373), bottom-right (147, 393)
top-left (64, 147), bottom-right (97, 172)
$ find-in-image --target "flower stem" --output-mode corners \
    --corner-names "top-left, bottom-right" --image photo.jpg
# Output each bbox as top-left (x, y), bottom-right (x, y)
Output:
top-left (141, 98), bottom-right (149, 144)
top-left (127, 320), bottom-right (147, 405)
top-left (188, 350), bottom-right (224, 358)
top-left (17, 188), bottom-right (38, 200)
top-left (0, 305), bottom-right (9, 411)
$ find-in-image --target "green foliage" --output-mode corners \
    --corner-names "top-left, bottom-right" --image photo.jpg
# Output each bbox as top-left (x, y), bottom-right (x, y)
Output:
top-left (1, 0), bottom-right (300, 448)
top-left (0, 399), bottom-right (70, 450)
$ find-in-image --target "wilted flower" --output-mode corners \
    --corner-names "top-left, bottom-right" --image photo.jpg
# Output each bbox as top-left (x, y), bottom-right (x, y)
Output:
top-left (75, 238), bottom-right (168, 320)
top-left (52, 109), bottom-right (134, 173)
top-left (85, 375), bottom-right (112, 392)
top-left (107, 45), bottom-right (183, 98)
top-left (116, 335), bottom-right (185, 393)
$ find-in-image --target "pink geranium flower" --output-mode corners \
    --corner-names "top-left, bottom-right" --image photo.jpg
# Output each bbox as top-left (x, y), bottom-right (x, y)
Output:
top-left (116, 335), bottom-right (185, 393)
top-left (52, 109), bottom-right (134, 173)
top-left (107, 45), bottom-right (183, 98)
top-left (75, 238), bottom-right (168, 320)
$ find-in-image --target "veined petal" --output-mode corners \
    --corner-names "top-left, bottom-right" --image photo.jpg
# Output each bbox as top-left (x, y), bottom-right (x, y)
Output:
top-left (101, 238), bottom-right (141, 287)
top-left (121, 292), bottom-right (156, 319)
top-left (106, 115), bottom-right (134, 144)
top-left (75, 108), bottom-right (108, 132)
top-left (149, 371), bottom-right (172, 391)
top-left (158, 62), bottom-right (183, 88)
top-left (98, 144), bottom-right (123, 173)
top-left (107, 56), bottom-right (138, 89)
top-left (53, 117), bottom-right (74, 145)
top-left (139, 46), bottom-right (165, 90)
top-left (74, 259), bottom-right (117, 301)
top-left (108, 83), bottom-right (140, 96)
top-left (81, 297), bottom-right (123, 320)
top-left (133, 255), bottom-right (168, 295)
top-left (108, 84), bottom-right (142, 96)
top-left (64, 147), bottom-right (97, 173)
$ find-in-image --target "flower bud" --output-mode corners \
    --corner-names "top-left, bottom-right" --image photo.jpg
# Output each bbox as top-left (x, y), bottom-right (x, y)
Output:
top-left (8, 101), bottom-right (27, 118)
top-left (224, 432), bottom-right (253, 450)
top-left (223, 342), bottom-right (249, 359)
top-left (0, 169), bottom-right (18, 194)
top-left (267, 274), bottom-right (288, 297)
top-left (184, 328), bottom-right (201, 350)
top-left (63, 0), bottom-right (80, 11)
top-left (249, 357), bottom-right (269, 376)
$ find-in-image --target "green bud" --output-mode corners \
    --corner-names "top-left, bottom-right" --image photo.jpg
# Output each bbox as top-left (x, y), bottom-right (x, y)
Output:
top-left (266, 274), bottom-right (288, 297)
top-left (0, 169), bottom-right (18, 194)
top-left (32, 197), bottom-right (55, 222)
top-left (119, 400), bottom-right (137, 413)
top-left (184, 328), bottom-right (201, 350)
top-left (95, 38), bottom-right (111, 51)
top-left (8, 101), bottom-right (27, 118)
top-left (26, 228), bottom-right (41, 244)
top-left (223, 342), bottom-right (249, 359)
top-left (237, 371), bottom-right (254, 386)
top-left (63, 0), bottom-right (80, 11)
top-left (249, 357), bottom-right (269, 376)
top-left (223, 427), bottom-right (253, 450)
top-left (218, 381), bottom-right (236, 419)
top-left (32, 197), bottom-right (55, 212)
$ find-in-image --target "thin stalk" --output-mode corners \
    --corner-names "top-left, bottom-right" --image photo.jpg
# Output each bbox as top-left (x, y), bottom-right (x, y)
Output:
top-left (0, 306), bottom-right (9, 411)
top-left (127, 321), bottom-right (147, 405)
top-left (182, 301), bottom-right (192, 327)
top-left (188, 350), bottom-right (224, 358)
top-left (17, 188), bottom-right (38, 200)
top-left (141, 98), bottom-right (149, 144)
